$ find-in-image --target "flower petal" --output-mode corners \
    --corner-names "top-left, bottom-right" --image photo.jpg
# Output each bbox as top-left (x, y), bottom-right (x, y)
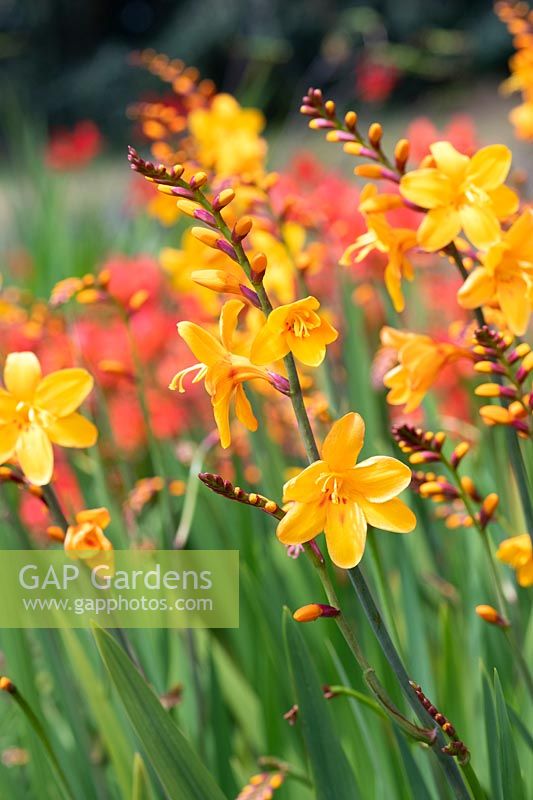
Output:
top-left (178, 321), bottom-right (226, 366)
top-left (498, 275), bottom-right (530, 336)
top-left (324, 501), bottom-right (367, 569)
top-left (489, 185), bottom-right (519, 220)
top-left (4, 352), bottom-right (42, 402)
top-left (350, 456), bottom-right (412, 502)
top-left (46, 412), bottom-right (98, 448)
top-left (0, 421), bottom-right (20, 465)
top-left (219, 299), bottom-right (246, 350)
top-left (467, 144), bottom-right (511, 191)
top-left (16, 424), bottom-right (53, 485)
top-left (417, 207), bottom-right (461, 252)
top-left (457, 267), bottom-right (495, 309)
top-left (430, 141), bottom-right (469, 182)
top-left (358, 496), bottom-right (416, 532)
top-left (35, 369), bottom-right (94, 417)
top-left (276, 501), bottom-right (326, 544)
top-left (250, 326), bottom-right (288, 365)
top-left (287, 332), bottom-right (326, 367)
top-left (322, 412), bottom-right (365, 470)
top-left (0, 390), bottom-right (17, 424)
top-left (212, 394), bottom-right (232, 449)
top-left (283, 461), bottom-right (327, 503)
top-left (459, 205), bottom-right (500, 250)
top-left (400, 169), bottom-right (454, 209)
top-left (234, 384), bottom-right (258, 431)
top-left (76, 507), bottom-right (111, 529)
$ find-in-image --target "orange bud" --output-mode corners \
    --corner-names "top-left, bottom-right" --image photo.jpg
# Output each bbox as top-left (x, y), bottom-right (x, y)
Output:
top-left (342, 142), bottom-right (363, 155)
top-left (47, 525), bottom-right (66, 542)
top-left (76, 288), bottom-right (101, 304)
top-left (474, 361), bottom-right (498, 373)
top-left (344, 111), bottom-right (358, 129)
top-left (475, 604), bottom-right (509, 628)
top-left (475, 383), bottom-right (501, 397)
top-left (509, 401), bottom-right (527, 419)
top-left (368, 122), bottom-right (383, 146)
top-left (177, 199), bottom-right (203, 217)
top-left (191, 227), bottom-right (220, 248)
top-left (190, 171), bottom-right (208, 188)
top-left (129, 289), bottom-right (149, 311)
top-left (0, 677), bottom-right (14, 694)
top-left (293, 603), bottom-right (339, 622)
top-left (479, 406), bottom-right (511, 425)
top-left (394, 138), bottom-right (410, 169)
top-left (450, 441), bottom-right (470, 467)
top-left (233, 216), bottom-right (253, 240)
top-left (354, 164), bottom-right (384, 178)
top-left (251, 252), bottom-right (267, 278)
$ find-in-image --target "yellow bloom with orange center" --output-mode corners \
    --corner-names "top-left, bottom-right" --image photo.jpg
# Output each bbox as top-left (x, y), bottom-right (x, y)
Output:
top-left (400, 141), bottom-right (518, 251)
top-left (0, 352), bottom-right (97, 485)
top-left (276, 412), bottom-right (416, 569)
top-left (188, 93), bottom-right (267, 179)
top-left (170, 300), bottom-right (275, 448)
top-left (458, 210), bottom-right (533, 335)
top-left (64, 507), bottom-right (114, 573)
top-left (380, 327), bottom-right (470, 413)
top-left (340, 185), bottom-right (417, 312)
top-left (496, 533), bottom-right (533, 587)
top-left (251, 296), bottom-right (338, 367)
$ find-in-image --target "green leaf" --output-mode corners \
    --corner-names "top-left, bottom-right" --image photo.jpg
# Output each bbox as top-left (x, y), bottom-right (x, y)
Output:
top-left (493, 670), bottom-right (526, 800)
top-left (92, 625), bottom-right (227, 800)
top-left (481, 668), bottom-right (502, 800)
top-left (283, 608), bottom-right (360, 800)
top-left (132, 753), bottom-right (154, 800)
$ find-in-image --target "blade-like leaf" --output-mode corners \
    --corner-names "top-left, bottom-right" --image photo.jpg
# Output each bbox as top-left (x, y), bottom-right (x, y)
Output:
top-left (481, 667), bottom-right (502, 800)
top-left (132, 753), bottom-right (154, 800)
top-left (92, 625), bottom-right (227, 800)
top-left (493, 671), bottom-right (526, 800)
top-left (283, 608), bottom-right (360, 800)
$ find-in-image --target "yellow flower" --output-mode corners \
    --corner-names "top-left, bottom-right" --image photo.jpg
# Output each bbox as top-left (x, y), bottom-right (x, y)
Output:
top-left (251, 296), bottom-right (338, 367)
top-left (340, 185), bottom-right (417, 312)
top-left (458, 210), bottom-right (533, 335)
top-left (496, 534), bottom-right (533, 587)
top-left (170, 300), bottom-right (275, 448)
top-left (188, 93), bottom-right (267, 178)
top-left (64, 507), bottom-right (114, 573)
top-left (400, 142), bottom-right (518, 251)
top-left (277, 412), bottom-right (416, 569)
top-left (380, 327), bottom-right (469, 413)
top-left (0, 352), bottom-right (97, 485)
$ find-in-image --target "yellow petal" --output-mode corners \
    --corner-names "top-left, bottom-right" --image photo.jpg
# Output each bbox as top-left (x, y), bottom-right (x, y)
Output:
top-left (322, 412), bottom-right (365, 471)
top-left (4, 352), bottom-right (42, 402)
top-left (324, 501), bottom-right (367, 569)
top-left (287, 332), bottom-right (326, 367)
top-left (250, 325), bottom-right (288, 365)
top-left (234, 384), bottom-right (258, 431)
top-left (0, 421), bottom-right (20, 465)
top-left (350, 456), bottom-right (412, 502)
top-left (283, 461), bottom-right (327, 503)
top-left (467, 144), bottom-right (511, 191)
top-left (76, 507), bottom-right (111, 529)
top-left (46, 412), bottom-right (98, 448)
top-left (457, 267), bottom-right (495, 309)
top-left (429, 141), bottom-right (469, 182)
top-left (178, 321), bottom-right (226, 366)
top-left (276, 500), bottom-right (326, 544)
top-left (384, 262), bottom-right (404, 312)
top-left (0, 390), bottom-right (17, 424)
top-left (35, 368), bottom-right (94, 417)
top-left (459, 205), bottom-right (500, 250)
top-left (358, 497), bottom-right (416, 532)
top-left (212, 395), bottom-right (232, 449)
top-left (219, 299), bottom-right (246, 350)
top-left (489, 185), bottom-right (519, 220)
top-left (497, 275), bottom-right (530, 336)
top-left (399, 169), bottom-right (454, 209)
top-left (16, 424), bottom-right (54, 485)
top-left (417, 206), bottom-right (461, 252)
top-left (505, 209), bottom-right (533, 260)
top-left (517, 560), bottom-right (533, 587)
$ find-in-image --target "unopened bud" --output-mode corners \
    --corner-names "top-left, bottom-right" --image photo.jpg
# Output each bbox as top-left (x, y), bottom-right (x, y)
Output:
top-left (344, 111), bottom-right (358, 130)
top-left (189, 171), bottom-right (208, 189)
top-left (324, 99), bottom-right (336, 116)
top-left (474, 360), bottom-right (505, 374)
top-left (191, 227), bottom-right (220, 248)
top-left (213, 188), bottom-right (235, 211)
top-left (475, 604), bottom-right (509, 628)
top-left (394, 138), bottom-right (410, 171)
top-left (409, 451), bottom-right (441, 465)
top-left (47, 525), bottom-right (66, 542)
top-left (450, 441), bottom-right (470, 468)
top-left (0, 677), bottom-right (15, 694)
top-left (479, 406), bottom-right (511, 426)
top-left (293, 603), bottom-right (340, 623)
top-left (354, 164), bottom-right (385, 179)
top-left (368, 123), bottom-right (383, 147)
top-left (479, 493), bottom-right (499, 528)
top-left (232, 216), bottom-right (253, 242)
top-left (250, 252), bottom-right (267, 283)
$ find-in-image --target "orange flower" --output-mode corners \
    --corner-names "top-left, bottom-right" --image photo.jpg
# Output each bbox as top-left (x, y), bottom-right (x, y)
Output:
top-left (277, 412), bottom-right (415, 569)
top-left (496, 534), bottom-right (533, 587)
top-left (64, 508), bottom-right (114, 572)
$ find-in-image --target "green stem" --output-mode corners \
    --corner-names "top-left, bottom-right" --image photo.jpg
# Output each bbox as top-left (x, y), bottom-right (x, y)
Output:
top-left (9, 685), bottom-right (75, 800)
top-left (258, 756), bottom-right (313, 788)
top-left (460, 762), bottom-right (487, 800)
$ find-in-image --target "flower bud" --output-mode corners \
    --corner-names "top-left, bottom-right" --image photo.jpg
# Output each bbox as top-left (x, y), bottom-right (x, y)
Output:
top-left (475, 604), bottom-right (509, 628)
top-left (344, 111), bottom-right (358, 129)
top-left (479, 493), bottom-right (499, 528)
top-left (368, 122), bottom-right (383, 147)
top-left (293, 603), bottom-right (340, 622)
top-left (394, 138), bottom-right (410, 170)
top-left (450, 441), bottom-right (470, 468)
top-left (213, 188), bottom-right (235, 210)
top-left (232, 216), bottom-right (253, 242)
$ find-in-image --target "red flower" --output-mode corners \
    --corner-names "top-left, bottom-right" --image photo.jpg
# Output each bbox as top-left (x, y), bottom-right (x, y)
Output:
top-left (46, 121), bottom-right (103, 171)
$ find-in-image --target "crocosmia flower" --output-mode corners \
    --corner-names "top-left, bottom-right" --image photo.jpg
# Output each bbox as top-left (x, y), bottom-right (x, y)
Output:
top-left (0, 352), bottom-right (97, 485)
top-left (400, 142), bottom-right (518, 251)
top-left (251, 296), bottom-right (338, 367)
top-left (276, 412), bottom-right (416, 569)
top-left (64, 507), bottom-right (114, 573)
top-left (496, 534), bottom-right (533, 587)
